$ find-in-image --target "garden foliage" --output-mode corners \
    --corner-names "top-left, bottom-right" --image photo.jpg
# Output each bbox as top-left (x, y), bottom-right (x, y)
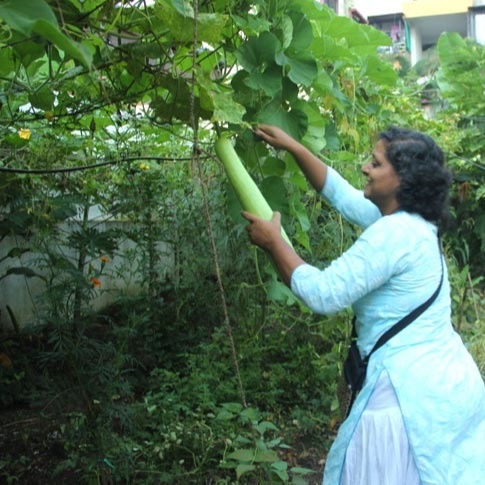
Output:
top-left (0, 1), bottom-right (484, 483)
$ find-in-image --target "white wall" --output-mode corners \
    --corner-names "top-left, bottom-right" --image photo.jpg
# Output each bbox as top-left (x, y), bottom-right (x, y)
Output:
top-left (0, 221), bottom-right (174, 330)
top-left (473, 11), bottom-right (485, 44)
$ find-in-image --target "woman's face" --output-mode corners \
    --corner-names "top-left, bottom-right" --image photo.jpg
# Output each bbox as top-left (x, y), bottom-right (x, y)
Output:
top-left (361, 139), bottom-right (400, 215)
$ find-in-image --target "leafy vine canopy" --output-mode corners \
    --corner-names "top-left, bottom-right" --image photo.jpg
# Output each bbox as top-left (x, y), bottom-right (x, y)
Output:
top-left (0, 0), bottom-right (396, 150)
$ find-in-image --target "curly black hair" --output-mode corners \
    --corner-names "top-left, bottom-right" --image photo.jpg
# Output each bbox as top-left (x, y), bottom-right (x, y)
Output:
top-left (378, 126), bottom-right (453, 226)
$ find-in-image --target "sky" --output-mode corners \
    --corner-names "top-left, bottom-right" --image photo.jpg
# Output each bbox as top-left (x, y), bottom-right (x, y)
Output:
top-left (351, 0), bottom-right (404, 18)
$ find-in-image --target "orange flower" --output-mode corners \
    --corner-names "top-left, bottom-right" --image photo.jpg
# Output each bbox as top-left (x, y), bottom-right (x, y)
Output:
top-left (100, 256), bottom-right (109, 263)
top-left (90, 277), bottom-right (101, 288)
top-left (0, 352), bottom-right (13, 369)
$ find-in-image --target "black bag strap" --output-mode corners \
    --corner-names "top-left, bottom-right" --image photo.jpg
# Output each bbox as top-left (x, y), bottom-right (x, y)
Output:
top-left (353, 237), bottom-right (444, 364)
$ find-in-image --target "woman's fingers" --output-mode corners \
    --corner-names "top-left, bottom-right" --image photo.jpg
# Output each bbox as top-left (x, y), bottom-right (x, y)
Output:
top-left (241, 211), bottom-right (280, 225)
top-left (241, 210), bottom-right (258, 223)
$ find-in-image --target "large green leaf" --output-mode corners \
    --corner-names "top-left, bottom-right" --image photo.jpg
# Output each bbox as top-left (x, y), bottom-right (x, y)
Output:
top-left (267, 275), bottom-right (299, 305)
top-left (170, 0), bottom-right (193, 16)
top-left (236, 464), bottom-right (256, 479)
top-left (362, 55), bottom-right (398, 86)
top-left (244, 64), bottom-right (283, 97)
top-left (321, 16), bottom-right (356, 42)
top-left (155, 0), bottom-right (229, 44)
top-left (295, 100), bottom-right (326, 154)
top-left (276, 51), bottom-right (317, 86)
top-left (254, 449), bottom-right (278, 462)
top-left (281, 15), bottom-right (294, 50)
top-left (258, 99), bottom-right (308, 140)
top-left (323, 16), bottom-right (391, 49)
top-left (312, 66), bottom-right (334, 94)
top-left (150, 74), bottom-right (212, 122)
top-left (34, 18), bottom-right (73, 50)
top-left (212, 92), bottom-right (247, 124)
top-left (261, 176), bottom-right (290, 221)
top-left (262, 156), bottom-right (286, 177)
top-left (291, 0), bottom-right (334, 25)
top-left (0, 0), bottom-right (57, 32)
top-left (0, 0), bottom-right (92, 67)
top-left (312, 34), bottom-right (356, 64)
top-left (235, 32), bottom-right (281, 72)
top-left (438, 32), bottom-right (477, 73)
top-left (271, 461), bottom-right (289, 481)
top-left (0, 48), bottom-right (16, 76)
top-left (232, 13), bottom-right (272, 36)
top-left (28, 87), bottom-right (55, 111)
top-left (287, 11), bottom-right (313, 51)
top-left (230, 70), bottom-right (262, 109)
top-left (226, 449), bottom-right (254, 462)
top-left (282, 77), bottom-right (300, 103)
top-left (196, 68), bottom-right (246, 124)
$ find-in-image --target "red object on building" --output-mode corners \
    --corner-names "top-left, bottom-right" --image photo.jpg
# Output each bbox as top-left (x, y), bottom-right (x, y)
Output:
top-left (350, 8), bottom-right (369, 24)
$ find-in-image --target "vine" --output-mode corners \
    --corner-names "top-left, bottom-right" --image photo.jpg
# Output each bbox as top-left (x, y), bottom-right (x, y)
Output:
top-left (189, 0), bottom-right (247, 408)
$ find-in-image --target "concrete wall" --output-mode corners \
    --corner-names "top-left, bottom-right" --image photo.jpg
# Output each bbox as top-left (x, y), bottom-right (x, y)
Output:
top-left (0, 220), bottom-right (174, 331)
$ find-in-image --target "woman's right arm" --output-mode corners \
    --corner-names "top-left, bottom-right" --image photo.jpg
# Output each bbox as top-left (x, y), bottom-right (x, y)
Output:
top-left (253, 125), bottom-right (327, 192)
top-left (254, 124), bottom-right (381, 228)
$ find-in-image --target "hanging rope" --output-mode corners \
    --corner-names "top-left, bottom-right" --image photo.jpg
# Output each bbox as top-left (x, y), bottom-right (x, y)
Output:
top-left (189, 0), bottom-right (247, 408)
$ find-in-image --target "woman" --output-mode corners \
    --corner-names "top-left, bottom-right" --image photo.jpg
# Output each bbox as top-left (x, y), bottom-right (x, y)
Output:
top-left (242, 124), bottom-right (485, 484)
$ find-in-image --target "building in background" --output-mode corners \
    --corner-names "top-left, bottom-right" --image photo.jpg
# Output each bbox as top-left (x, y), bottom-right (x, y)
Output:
top-left (317, 0), bottom-right (346, 15)
top-left (467, 3), bottom-right (485, 44)
top-left (346, 0), bottom-right (485, 65)
top-left (403, 0), bottom-right (479, 65)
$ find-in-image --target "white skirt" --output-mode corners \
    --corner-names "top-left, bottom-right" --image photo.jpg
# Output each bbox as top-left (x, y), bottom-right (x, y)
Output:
top-left (341, 372), bottom-right (420, 485)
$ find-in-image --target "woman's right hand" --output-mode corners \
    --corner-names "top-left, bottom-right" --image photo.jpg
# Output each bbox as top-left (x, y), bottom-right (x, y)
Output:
top-left (241, 210), bottom-right (282, 251)
top-left (254, 123), bottom-right (328, 193)
top-left (241, 210), bottom-right (305, 287)
top-left (253, 124), bottom-right (295, 151)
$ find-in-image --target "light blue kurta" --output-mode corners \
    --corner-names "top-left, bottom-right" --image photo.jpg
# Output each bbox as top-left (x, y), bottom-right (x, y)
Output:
top-left (290, 167), bottom-right (485, 484)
